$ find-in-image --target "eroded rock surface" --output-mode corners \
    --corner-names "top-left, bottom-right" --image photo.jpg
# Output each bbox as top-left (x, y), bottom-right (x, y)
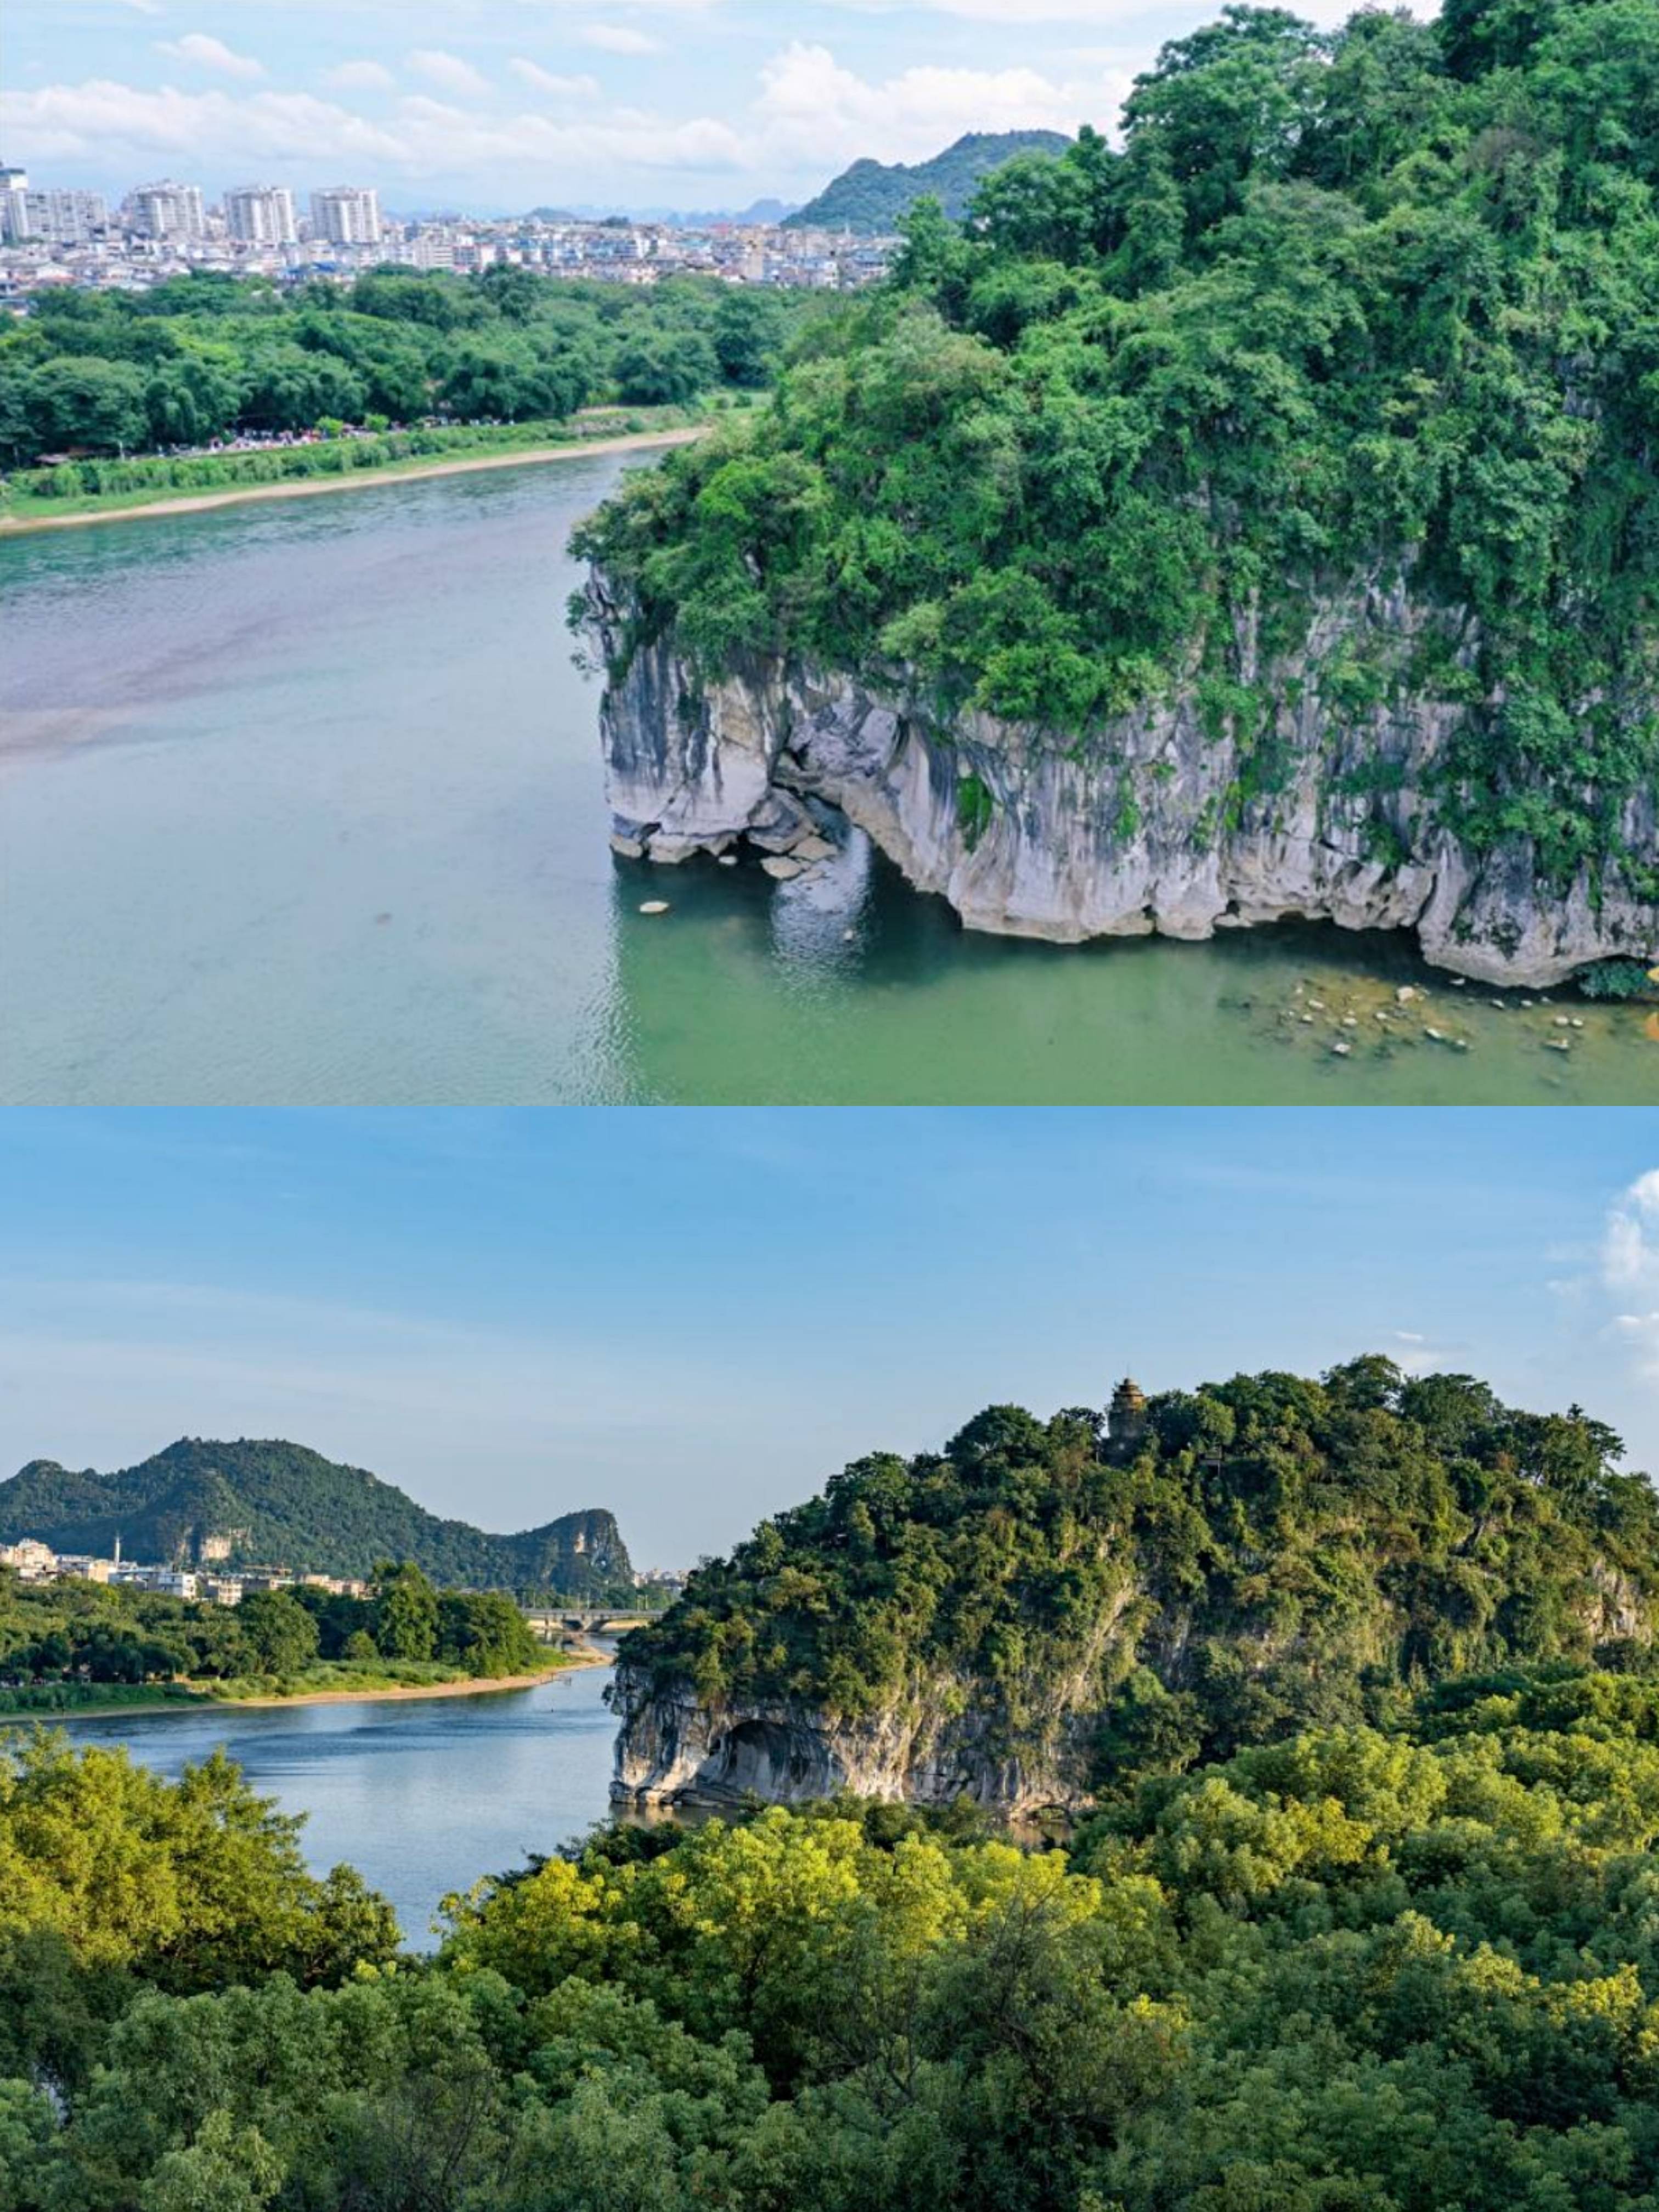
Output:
top-left (583, 577), bottom-right (1656, 988)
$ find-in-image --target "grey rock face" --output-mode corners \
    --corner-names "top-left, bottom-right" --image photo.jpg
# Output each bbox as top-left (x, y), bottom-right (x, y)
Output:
top-left (608, 1664), bottom-right (1087, 1818)
top-left (582, 578), bottom-right (1656, 988)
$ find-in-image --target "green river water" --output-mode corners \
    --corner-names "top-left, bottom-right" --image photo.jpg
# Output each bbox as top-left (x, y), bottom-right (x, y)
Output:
top-left (2, 452), bottom-right (1652, 1104)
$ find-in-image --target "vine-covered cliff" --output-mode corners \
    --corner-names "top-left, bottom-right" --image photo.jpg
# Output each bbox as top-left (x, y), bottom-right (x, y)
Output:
top-left (574, 0), bottom-right (1658, 985)
top-left (610, 1362), bottom-right (1659, 1814)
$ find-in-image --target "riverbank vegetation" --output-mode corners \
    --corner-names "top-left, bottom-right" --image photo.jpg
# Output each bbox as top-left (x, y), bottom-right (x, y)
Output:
top-left (0, 266), bottom-right (817, 520)
top-left (0, 1561), bottom-right (545, 1711)
top-left (12, 1657), bottom-right (1659, 2206)
top-left (0, 408), bottom-right (711, 525)
top-left (577, 0), bottom-right (1659, 890)
top-left (620, 1357), bottom-right (1658, 1792)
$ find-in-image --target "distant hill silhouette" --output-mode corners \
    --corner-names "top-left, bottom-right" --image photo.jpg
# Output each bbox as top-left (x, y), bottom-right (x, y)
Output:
top-left (0, 1437), bottom-right (633, 1595)
top-left (785, 130), bottom-right (1073, 234)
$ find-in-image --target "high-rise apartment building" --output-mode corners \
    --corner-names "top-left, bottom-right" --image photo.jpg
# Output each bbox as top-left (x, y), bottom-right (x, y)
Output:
top-left (25, 189), bottom-right (109, 246)
top-left (129, 179), bottom-right (206, 239)
top-left (0, 165), bottom-right (30, 242)
top-left (309, 187), bottom-right (382, 245)
top-left (223, 184), bottom-right (297, 245)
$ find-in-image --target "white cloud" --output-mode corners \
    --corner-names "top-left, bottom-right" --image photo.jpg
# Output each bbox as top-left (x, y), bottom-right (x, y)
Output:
top-left (1, 79), bottom-right (408, 171)
top-left (155, 33), bottom-right (265, 81)
top-left (0, 38), bottom-right (1133, 196)
top-left (751, 41), bottom-right (1113, 171)
top-left (1613, 1312), bottom-right (1659, 1381)
top-left (1604, 1170), bottom-right (1659, 1290)
top-left (581, 25), bottom-right (662, 54)
top-left (408, 49), bottom-right (492, 101)
top-left (1382, 1329), bottom-right (1463, 1378)
top-left (325, 60), bottom-right (397, 94)
top-left (510, 59), bottom-right (601, 101)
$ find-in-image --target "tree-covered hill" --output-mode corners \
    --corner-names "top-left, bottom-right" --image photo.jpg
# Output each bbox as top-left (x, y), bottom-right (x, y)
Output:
top-left (580, 0), bottom-right (1659, 901)
top-left (785, 130), bottom-right (1072, 232)
top-left (617, 1359), bottom-right (1659, 1801)
top-left (0, 1437), bottom-right (634, 1596)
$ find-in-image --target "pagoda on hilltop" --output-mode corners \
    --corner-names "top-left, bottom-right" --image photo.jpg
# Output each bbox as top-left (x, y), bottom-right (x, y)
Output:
top-left (1107, 1378), bottom-right (1149, 1460)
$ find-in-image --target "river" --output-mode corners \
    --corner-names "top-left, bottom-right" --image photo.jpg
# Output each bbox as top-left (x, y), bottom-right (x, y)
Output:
top-left (2, 453), bottom-right (1651, 1104)
top-left (52, 1665), bottom-right (618, 1949)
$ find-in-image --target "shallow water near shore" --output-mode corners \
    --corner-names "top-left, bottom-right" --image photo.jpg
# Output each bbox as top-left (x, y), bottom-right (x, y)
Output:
top-left (48, 1664), bottom-right (618, 1948)
top-left (2, 452), bottom-right (1651, 1104)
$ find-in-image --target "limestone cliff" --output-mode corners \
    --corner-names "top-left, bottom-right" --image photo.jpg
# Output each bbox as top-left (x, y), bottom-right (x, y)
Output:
top-left (602, 1372), bottom-right (1659, 1820)
top-left (583, 576), bottom-right (1655, 989)
top-left (608, 1664), bottom-right (1091, 1818)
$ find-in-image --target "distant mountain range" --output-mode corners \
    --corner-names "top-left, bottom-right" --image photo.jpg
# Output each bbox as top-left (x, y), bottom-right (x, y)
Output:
top-left (0, 1438), bottom-right (633, 1596)
top-left (784, 130), bottom-right (1073, 234)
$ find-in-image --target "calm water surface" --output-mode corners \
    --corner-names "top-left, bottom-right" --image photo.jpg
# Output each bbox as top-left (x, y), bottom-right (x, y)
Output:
top-left (2, 456), bottom-right (1653, 1104)
top-left (54, 1664), bottom-right (617, 1948)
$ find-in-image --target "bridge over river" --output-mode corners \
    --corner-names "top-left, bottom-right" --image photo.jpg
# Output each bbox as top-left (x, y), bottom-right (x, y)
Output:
top-left (524, 1609), bottom-right (654, 1646)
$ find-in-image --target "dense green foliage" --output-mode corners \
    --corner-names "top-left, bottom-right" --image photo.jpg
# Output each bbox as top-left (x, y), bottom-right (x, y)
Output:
top-left (580, 0), bottom-right (1659, 884)
top-left (0, 1561), bottom-right (543, 1705)
top-left (0, 268), bottom-right (808, 470)
top-left (620, 1358), bottom-right (1657, 1790)
top-left (0, 1437), bottom-right (635, 1596)
top-left (17, 1663), bottom-right (1659, 2205)
top-left (785, 130), bottom-right (1072, 233)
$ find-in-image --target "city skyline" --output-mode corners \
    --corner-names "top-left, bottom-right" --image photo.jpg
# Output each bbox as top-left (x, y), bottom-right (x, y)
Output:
top-left (5, 0), bottom-right (1421, 213)
top-left (2, 1108), bottom-right (1655, 1565)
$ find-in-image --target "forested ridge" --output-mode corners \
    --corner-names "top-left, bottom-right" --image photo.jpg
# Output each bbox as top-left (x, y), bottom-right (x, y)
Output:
top-left (620, 1357), bottom-right (1658, 1794)
top-left (578, 0), bottom-right (1659, 890)
top-left (0, 1437), bottom-right (634, 1598)
top-left (784, 131), bottom-right (1074, 233)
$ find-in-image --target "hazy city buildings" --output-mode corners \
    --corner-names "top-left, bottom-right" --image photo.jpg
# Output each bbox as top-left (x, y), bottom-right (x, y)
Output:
top-left (0, 167), bottom-right (894, 300)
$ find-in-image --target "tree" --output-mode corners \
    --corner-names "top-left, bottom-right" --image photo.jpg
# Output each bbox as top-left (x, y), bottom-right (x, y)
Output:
top-left (373, 1564), bottom-right (439, 1662)
top-left (236, 1591), bottom-right (319, 1678)
top-left (27, 356), bottom-right (150, 454)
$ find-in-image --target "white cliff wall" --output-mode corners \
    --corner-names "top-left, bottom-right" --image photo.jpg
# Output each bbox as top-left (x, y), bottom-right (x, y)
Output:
top-left (584, 578), bottom-right (1655, 989)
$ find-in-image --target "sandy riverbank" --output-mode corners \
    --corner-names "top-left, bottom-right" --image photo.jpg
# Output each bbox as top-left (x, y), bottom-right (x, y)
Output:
top-left (7, 1652), bottom-right (608, 1724)
top-left (0, 426), bottom-right (706, 535)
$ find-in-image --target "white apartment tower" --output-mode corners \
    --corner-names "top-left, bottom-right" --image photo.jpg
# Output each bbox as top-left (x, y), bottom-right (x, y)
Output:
top-left (224, 184), bottom-right (297, 245)
top-left (310, 187), bottom-right (382, 245)
top-left (26, 190), bottom-right (109, 246)
top-left (0, 166), bottom-right (30, 243)
top-left (130, 180), bottom-right (207, 240)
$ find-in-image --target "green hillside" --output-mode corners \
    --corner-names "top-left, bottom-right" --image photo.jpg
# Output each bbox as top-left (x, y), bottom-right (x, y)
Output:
top-left (0, 1437), bottom-right (634, 1596)
top-left (784, 130), bottom-right (1071, 233)
top-left (579, 0), bottom-right (1659, 895)
top-left (620, 1359), bottom-right (1657, 1788)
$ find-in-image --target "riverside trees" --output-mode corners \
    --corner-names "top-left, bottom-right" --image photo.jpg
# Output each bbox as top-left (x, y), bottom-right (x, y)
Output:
top-left (0, 269), bottom-right (811, 469)
top-left (12, 1669), bottom-right (1659, 2206)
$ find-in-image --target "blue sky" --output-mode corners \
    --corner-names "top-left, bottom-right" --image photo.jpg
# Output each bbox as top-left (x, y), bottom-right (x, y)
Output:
top-left (1, 1109), bottom-right (1655, 1566)
top-left (4, 0), bottom-right (1412, 212)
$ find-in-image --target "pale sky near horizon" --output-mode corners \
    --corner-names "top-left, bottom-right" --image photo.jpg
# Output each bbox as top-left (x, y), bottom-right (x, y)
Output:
top-left (5, 0), bottom-right (1431, 213)
top-left (1, 1109), bottom-right (1655, 1569)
